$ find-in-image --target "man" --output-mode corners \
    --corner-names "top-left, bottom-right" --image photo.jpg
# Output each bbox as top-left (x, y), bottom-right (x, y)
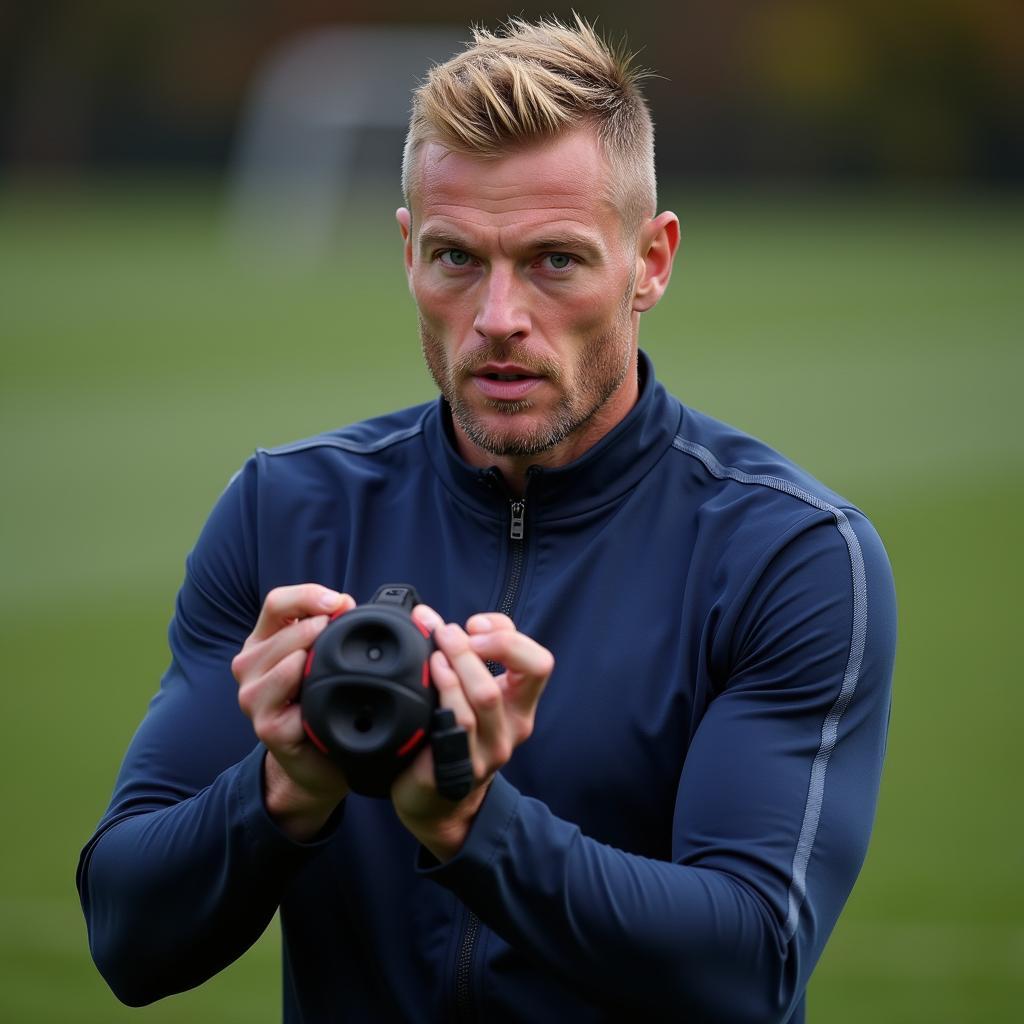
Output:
top-left (78, 17), bottom-right (896, 1023)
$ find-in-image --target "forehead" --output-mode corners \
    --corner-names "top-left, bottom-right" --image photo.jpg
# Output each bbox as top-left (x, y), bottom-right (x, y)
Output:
top-left (412, 130), bottom-right (621, 236)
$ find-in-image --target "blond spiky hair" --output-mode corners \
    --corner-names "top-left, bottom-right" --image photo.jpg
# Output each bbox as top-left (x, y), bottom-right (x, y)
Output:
top-left (402, 15), bottom-right (657, 232)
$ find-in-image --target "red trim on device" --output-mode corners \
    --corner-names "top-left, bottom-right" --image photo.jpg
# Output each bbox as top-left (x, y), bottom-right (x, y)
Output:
top-left (303, 647), bottom-right (315, 678)
top-left (329, 607), bottom-right (347, 622)
top-left (414, 620), bottom-right (430, 639)
top-left (396, 728), bottom-right (425, 758)
top-left (303, 719), bottom-right (330, 755)
top-left (421, 661), bottom-right (430, 688)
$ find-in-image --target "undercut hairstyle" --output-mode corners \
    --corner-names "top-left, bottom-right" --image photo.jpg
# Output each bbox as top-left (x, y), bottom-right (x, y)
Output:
top-left (402, 15), bottom-right (657, 234)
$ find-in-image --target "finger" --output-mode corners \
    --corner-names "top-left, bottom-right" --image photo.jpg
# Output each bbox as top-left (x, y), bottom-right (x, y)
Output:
top-left (237, 647), bottom-right (309, 725)
top-left (249, 585), bottom-right (352, 643)
top-left (465, 612), bottom-right (516, 635)
top-left (253, 690), bottom-right (307, 753)
top-left (429, 649), bottom-right (475, 735)
top-left (412, 603), bottom-right (444, 635)
top-left (232, 614), bottom-right (329, 682)
top-left (429, 649), bottom-right (494, 784)
top-left (434, 623), bottom-right (509, 762)
top-left (466, 630), bottom-right (554, 704)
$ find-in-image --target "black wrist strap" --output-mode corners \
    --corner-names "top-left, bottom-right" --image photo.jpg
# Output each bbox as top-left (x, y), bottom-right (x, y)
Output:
top-left (430, 708), bottom-right (474, 801)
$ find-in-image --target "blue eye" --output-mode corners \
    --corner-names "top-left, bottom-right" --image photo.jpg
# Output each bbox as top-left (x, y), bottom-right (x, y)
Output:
top-left (545, 254), bottom-right (573, 271)
top-left (441, 249), bottom-right (472, 267)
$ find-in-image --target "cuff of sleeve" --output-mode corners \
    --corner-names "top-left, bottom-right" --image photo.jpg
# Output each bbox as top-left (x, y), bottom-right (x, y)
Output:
top-left (415, 772), bottom-right (521, 881)
top-left (234, 744), bottom-right (345, 877)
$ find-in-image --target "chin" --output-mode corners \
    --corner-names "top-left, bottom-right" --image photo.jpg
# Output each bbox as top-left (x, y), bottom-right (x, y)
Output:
top-left (463, 409), bottom-right (576, 459)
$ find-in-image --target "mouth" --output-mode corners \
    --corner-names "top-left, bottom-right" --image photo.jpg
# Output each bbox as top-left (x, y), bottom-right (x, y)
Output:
top-left (472, 362), bottom-right (543, 379)
top-left (470, 365), bottom-right (545, 401)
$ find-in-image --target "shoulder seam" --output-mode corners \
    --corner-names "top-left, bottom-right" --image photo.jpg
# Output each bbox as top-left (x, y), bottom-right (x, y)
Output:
top-left (258, 421), bottom-right (424, 458)
top-left (672, 434), bottom-right (868, 943)
top-left (671, 436), bottom-right (854, 516)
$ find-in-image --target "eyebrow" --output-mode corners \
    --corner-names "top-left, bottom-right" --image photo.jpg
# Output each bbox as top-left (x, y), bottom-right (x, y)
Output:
top-left (417, 229), bottom-right (605, 263)
top-left (527, 235), bottom-right (605, 261)
top-left (417, 231), bottom-right (474, 255)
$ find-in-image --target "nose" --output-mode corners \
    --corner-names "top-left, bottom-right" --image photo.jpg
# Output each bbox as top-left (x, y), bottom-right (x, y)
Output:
top-left (473, 266), bottom-right (529, 344)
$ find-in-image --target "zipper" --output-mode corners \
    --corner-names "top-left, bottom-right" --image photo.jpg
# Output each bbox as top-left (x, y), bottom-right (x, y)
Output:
top-left (453, 470), bottom-right (536, 1022)
top-left (498, 498), bottom-right (526, 617)
top-left (453, 907), bottom-right (481, 1021)
top-left (509, 500), bottom-right (526, 541)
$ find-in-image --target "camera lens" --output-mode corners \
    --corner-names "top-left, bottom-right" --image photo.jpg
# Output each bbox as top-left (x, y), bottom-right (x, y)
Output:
top-left (342, 623), bottom-right (397, 667)
top-left (331, 685), bottom-right (397, 752)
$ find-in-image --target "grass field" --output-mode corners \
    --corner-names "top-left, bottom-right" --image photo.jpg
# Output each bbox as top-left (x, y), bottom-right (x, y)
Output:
top-left (1, 182), bottom-right (1021, 1021)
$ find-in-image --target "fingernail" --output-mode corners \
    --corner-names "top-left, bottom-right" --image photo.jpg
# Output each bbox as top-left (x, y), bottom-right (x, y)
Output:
top-left (469, 614), bottom-right (492, 632)
top-left (319, 590), bottom-right (342, 610)
top-left (418, 609), bottom-right (442, 631)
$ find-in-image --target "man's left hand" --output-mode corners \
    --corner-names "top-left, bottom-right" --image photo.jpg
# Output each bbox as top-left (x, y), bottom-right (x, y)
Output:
top-left (391, 606), bottom-right (554, 861)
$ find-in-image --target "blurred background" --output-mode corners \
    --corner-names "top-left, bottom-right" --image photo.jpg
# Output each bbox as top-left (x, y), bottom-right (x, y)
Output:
top-left (1, 1), bottom-right (1021, 1020)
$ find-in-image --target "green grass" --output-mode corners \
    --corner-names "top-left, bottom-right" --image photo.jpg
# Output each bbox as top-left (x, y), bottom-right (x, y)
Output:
top-left (1, 182), bottom-right (1021, 1021)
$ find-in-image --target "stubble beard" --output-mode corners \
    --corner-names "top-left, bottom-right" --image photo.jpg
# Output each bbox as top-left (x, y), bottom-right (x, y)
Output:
top-left (419, 288), bottom-right (636, 459)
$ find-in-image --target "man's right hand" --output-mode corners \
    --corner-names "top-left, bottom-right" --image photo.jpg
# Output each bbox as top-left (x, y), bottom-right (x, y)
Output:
top-left (232, 584), bottom-right (355, 841)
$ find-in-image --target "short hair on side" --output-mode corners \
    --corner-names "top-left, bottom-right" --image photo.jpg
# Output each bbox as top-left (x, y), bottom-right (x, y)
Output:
top-left (402, 15), bottom-right (657, 234)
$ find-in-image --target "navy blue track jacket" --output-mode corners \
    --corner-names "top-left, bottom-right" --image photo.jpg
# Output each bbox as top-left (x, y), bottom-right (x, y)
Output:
top-left (78, 353), bottom-right (896, 1022)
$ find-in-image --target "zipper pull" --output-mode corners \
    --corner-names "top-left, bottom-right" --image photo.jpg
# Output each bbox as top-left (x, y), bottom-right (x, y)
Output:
top-left (509, 500), bottom-right (526, 541)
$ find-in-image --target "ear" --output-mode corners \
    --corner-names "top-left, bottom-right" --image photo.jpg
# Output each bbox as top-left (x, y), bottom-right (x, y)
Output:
top-left (396, 207), bottom-right (413, 278)
top-left (632, 211), bottom-right (680, 313)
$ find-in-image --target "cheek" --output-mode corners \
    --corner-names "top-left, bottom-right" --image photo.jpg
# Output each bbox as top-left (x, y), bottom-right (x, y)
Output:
top-left (548, 284), bottom-right (623, 338)
top-left (410, 274), bottom-right (469, 331)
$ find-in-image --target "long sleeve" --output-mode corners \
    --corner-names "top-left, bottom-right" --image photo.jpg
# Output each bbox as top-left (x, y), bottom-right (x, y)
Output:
top-left (418, 510), bottom-right (896, 1023)
top-left (76, 460), bottom-right (337, 1006)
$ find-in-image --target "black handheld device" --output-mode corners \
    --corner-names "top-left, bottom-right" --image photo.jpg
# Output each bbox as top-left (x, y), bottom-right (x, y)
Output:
top-left (300, 584), bottom-right (473, 801)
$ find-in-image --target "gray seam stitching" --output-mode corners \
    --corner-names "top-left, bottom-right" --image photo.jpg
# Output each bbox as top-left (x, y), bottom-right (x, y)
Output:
top-left (259, 422), bottom-right (424, 458)
top-left (671, 435), bottom-right (868, 942)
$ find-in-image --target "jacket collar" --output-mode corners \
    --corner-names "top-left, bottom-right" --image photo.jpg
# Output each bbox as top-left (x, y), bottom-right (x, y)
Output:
top-left (421, 350), bottom-right (682, 522)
